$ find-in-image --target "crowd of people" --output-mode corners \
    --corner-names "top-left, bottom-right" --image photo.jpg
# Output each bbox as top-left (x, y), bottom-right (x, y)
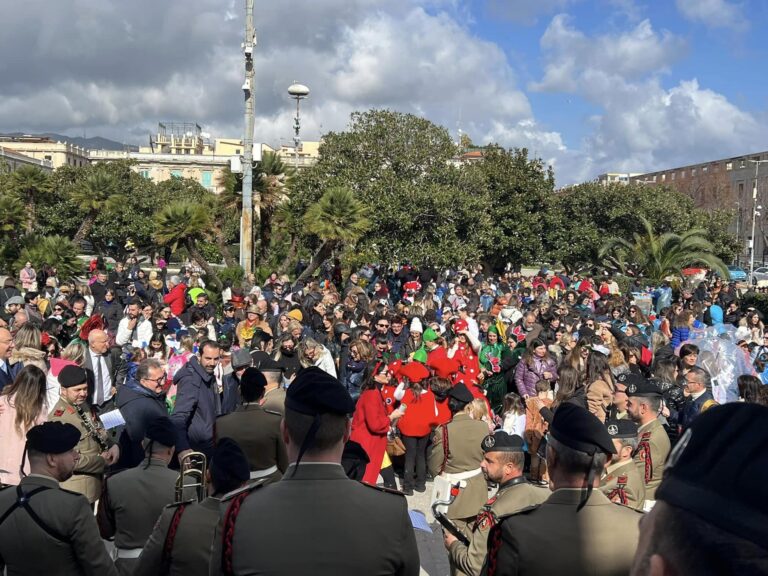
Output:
top-left (0, 256), bottom-right (766, 575)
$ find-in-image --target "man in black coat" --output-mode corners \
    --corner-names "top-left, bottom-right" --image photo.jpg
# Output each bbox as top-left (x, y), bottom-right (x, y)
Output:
top-left (115, 358), bottom-right (169, 468)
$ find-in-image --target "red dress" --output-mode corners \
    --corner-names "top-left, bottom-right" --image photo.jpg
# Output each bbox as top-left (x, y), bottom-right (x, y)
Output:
top-left (350, 388), bottom-right (391, 484)
top-left (454, 343), bottom-right (481, 386)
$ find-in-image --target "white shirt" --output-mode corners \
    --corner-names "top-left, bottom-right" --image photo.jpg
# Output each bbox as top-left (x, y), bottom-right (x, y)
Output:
top-left (90, 350), bottom-right (113, 404)
top-left (502, 412), bottom-right (527, 437)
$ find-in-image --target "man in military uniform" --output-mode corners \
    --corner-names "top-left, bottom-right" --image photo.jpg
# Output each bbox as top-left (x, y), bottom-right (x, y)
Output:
top-left (48, 364), bottom-right (119, 503)
top-left (0, 422), bottom-right (118, 575)
top-left (679, 366), bottom-right (719, 431)
top-left (445, 432), bottom-right (549, 576)
top-left (626, 376), bottom-right (670, 503)
top-left (259, 358), bottom-right (286, 416)
top-left (483, 403), bottom-right (642, 576)
top-left (601, 419), bottom-right (645, 510)
top-left (134, 438), bottom-right (251, 576)
top-left (214, 367), bottom-right (420, 575)
top-left (97, 417), bottom-right (179, 574)
top-left (429, 382), bottom-right (489, 538)
top-left (215, 367), bottom-right (287, 482)
top-left (631, 404), bottom-right (768, 575)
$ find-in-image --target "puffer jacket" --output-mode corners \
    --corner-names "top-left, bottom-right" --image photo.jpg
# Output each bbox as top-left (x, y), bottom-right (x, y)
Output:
top-left (514, 356), bottom-right (558, 398)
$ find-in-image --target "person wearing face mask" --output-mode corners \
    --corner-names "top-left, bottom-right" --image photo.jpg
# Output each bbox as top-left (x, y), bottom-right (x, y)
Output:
top-left (0, 421), bottom-right (118, 575)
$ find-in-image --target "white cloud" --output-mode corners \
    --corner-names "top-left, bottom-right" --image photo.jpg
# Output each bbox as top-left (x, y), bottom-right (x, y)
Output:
top-left (486, 0), bottom-right (575, 25)
top-left (675, 0), bottom-right (748, 31)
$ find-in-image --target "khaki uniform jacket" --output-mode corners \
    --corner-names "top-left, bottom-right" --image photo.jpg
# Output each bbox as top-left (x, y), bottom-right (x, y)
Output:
top-left (134, 496), bottom-right (221, 576)
top-left (216, 463), bottom-right (420, 576)
top-left (449, 478), bottom-right (550, 576)
top-left (0, 474), bottom-right (118, 576)
top-left (215, 403), bottom-right (288, 479)
top-left (97, 458), bottom-right (178, 575)
top-left (48, 398), bottom-right (109, 503)
top-left (600, 459), bottom-right (645, 511)
top-left (633, 418), bottom-right (670, 499)
top-left (429, 413), bottom-right (490, 520)
top-left (261, 386), bottom-right (286, 416)
top-left (483, 489), bottom-right (642, 576)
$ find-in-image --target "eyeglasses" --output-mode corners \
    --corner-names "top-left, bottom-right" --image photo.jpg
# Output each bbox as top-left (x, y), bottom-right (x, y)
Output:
top-left (377, 324), bottom-right (390, 328)
top-left (144, 373), bottom-right (167, 385)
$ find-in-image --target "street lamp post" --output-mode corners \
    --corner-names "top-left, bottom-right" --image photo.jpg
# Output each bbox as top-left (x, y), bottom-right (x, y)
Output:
top-left (288, 82), bottom-right (310, 170)
top-left (240, 0), bottom-right (256, 274)
top-left (748, 159), bottom-right (768, 282)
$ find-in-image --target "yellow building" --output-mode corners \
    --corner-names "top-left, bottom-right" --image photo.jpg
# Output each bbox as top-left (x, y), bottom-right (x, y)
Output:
top-left (0, 146), bottom-right (53, 172)
top-left (0, 136), bottom-right (89, 169)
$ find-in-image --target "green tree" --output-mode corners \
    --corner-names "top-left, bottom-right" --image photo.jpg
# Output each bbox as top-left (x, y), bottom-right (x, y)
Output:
top-left (153, 201), bottom-right (222, 290)
top-left (599, 216), bottom-right (729, 282)
top-left (0, 192), bottom-right (26, 240)
top-left (8, 166), bottom-right (51, 233)
top-left (15, 235), bottom-right (82, 280)
top-left (296, 186), bottom-right (370, 282)
top-left (254, 150), bottom-right (294, 262)
top-left (70, 170), bottom-right (122, 243)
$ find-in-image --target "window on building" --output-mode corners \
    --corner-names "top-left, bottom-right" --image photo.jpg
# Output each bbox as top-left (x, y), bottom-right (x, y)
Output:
top-left (661, 174), bottom-right (666, 182)
top-left (171, 170), bottom-right (182, 178)
top-left (726, 162), bottom-right (733, 171)
top-left (671, 172), bottom-right (676, 181)
top-left (691, 168), bottom-right (696, 176)
top-left (236, 149), bottom-right (241, 154)
top-left (140, 170), bottom-right (150, 179)
top-left (739, 182), bottom-right (745, 195)
top-left (680, 170), bottom-right (685, 178)
top-left (703, 166), bottom-right (708, 172)
top-left (740, 160), bottom-right (746, 168)
top-left (44, 155), bottom-right (52, 161)
top-left (201, 171), bottom-right (212, 188)
top-left (652, 175), bottom-right (656, 182)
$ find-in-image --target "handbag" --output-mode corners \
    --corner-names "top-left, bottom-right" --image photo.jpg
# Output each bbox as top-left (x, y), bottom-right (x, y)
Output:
top-left (386, 427), bottom-right (406, 457)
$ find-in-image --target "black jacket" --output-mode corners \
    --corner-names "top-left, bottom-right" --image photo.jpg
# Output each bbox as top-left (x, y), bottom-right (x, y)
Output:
top-left (115, 378), bottom-right (168, 468)
top-left (170, 356), bottom-right (221, 457)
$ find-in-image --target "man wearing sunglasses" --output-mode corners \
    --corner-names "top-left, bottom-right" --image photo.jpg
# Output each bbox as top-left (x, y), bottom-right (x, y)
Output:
top-left (115, 358), bottom-right (170, 469)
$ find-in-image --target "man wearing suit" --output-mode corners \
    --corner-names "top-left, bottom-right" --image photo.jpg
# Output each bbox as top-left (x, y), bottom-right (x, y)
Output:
top-left (679, 366), bottom-right (719, 431)
top-left (84, 329), bottom-right (126, 413)
top-left (484, 404), bottom-right (642, 576)
top-left (216, 367), bottom-right (420, 575)
top-left (0, 327), bottom-right (22, 392)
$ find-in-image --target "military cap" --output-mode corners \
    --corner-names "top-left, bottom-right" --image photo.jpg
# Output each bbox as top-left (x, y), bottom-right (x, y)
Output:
top-left (285, 367), bottom-right (355, 416)
top-left (59, 365), bottom-right (88, 388)
top-left (657, 403), bottom-right (768, 549)
top-left (211, 437), bottom-right (250, 484)
top-left (26, 421), bottom-right (80, 454)
top-left (619, 374), bottom-right (661, 397)
top-left (241, 367), bottom-right (267, 401)
top-left (551, 403), bottom-right (616, 455)
top-left (255, 358), bottom-right (281, 373)
top-left (231, 348), bottom-right (252, 370)
top-left (448, 382), bottom-right (474, 405)
top-left (145, 416), bottom-right (177, 447)
top-left (482, 431), bottom-right (525, 453)
top-left (605, 419), bottom-right (638, 439)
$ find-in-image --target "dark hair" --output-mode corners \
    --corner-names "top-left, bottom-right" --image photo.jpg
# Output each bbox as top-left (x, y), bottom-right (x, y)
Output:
top-left (553, 365), bottom-right (582, 408)
top-left (284, 410), bottom-right (348, 454)
top-left (429, 377), bottom-right (452, 401)
top-left (199, 340), bottom-right (220, 356)
top-left (737, 375), bottom-right (762, 403)
top-left (653, 357), bottom-right (679, 384)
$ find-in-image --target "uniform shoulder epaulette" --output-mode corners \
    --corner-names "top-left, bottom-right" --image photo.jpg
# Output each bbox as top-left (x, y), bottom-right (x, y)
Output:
top-left (264, 409), bottom-right (282, 417)
top-left (617, 474), bottom-right (628, 484)
top-left (359, 481), bottom-right (406, 497)
top-left (164, 498), bottom-right (196, 509)
top-left (220, 478), bottom-right (266, 502)
top-left (494, 503), bottom-right (542, 523)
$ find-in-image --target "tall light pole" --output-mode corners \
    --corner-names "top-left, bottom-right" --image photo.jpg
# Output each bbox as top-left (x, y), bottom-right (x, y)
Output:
top-left (288, 82), bottom-right (309, 170)
top-left (748, 159), bottom-right (768, 281)
top-left (240, 0), bottom-right (256, 274)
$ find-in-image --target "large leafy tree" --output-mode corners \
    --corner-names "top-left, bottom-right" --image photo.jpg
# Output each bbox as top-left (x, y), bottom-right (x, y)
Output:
top-left (599, 216), bottom-right (729, 282)
top-left (15, 235), bottom-right (82, 280)
top-left (8, 166), bottom-right (51, 233)
top-left (296, 186), bottom-right (370, 282)
top-left (71, 170), bottom-right (122, 243)
top-left (153, 201), bottom-right (222, 289)
top-left (253, 150), bottom-right (294, 262)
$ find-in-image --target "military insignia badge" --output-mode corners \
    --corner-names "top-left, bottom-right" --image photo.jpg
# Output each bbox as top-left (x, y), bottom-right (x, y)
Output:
top-left (607, 424), bottom-right (619, 436)
top-left (482, 435), bottom-right (496, 450)
top-left (53, 409), bottom-right (64, 417)
top-left (627, 384), bottom-right (637, 394)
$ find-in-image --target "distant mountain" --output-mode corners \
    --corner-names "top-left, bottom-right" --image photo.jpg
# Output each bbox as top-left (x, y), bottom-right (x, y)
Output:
top-left (0, 132), bottom-right (137, 151)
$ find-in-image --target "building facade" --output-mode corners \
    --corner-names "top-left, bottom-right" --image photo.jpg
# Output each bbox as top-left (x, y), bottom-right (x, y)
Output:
top-left (0, 136), bottom-right (89, 169)
top-left (0, 146), bottom-right (53, 173)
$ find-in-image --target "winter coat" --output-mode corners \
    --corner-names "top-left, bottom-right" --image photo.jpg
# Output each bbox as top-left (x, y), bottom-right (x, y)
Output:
top-left (94, 299), bottom-right (123, 332)
top-left (163, 283), bottom-right (188, 317)
top-left (670, 326), bottom-right (690, 350)
top-left (170, 356), bottom-right (221, 457)
top-left (514, 355), bottom-right (558, 398)
top-left (350, 387), bottom-right (391, 484)
top-left (397, 388), bottom-right (438, 437)
top-left (116, 378), bottom-right (168, 468)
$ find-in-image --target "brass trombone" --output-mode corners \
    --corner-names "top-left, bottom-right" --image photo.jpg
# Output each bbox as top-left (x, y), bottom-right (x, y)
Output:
top-left (176, 451), bottom-right (208, 503)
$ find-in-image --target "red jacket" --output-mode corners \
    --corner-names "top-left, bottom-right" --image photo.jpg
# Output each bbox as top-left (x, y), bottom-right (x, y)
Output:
top-left (163, 283), bottom-right (187, 317)
top-left (350, 388), bottom-right (391, 484)
top-left (435, 398), bottom-right (452, 426)
top-left (397, 388), bottom-right (437, 437)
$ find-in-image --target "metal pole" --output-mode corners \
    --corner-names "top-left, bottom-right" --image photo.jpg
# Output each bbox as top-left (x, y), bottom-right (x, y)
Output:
top-left (750, 162), bottom-right (759, 281)
top-left (294, 96), bottom-right (301, 170)
top-left (240, 0), bottom-right (256, 274)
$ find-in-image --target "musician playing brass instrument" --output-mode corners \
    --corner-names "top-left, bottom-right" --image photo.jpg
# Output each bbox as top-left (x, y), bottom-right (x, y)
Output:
top-left (48, 365), bottom-right (119, 504)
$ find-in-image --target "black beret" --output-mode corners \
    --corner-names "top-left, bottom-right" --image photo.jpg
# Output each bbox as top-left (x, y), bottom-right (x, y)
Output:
top-left (619, 374), bottom-right (661, 397)
top-left (26, 421), bottom-right (80, 454)
top-left (59, 365), bottom-right (88, 388)
top-left (481, 431), bottom-right (525, 453)
top-left (211, 437), bottom-right (250, 483)
top-left (145, 417), bottom-right (177, 447)
top-left (657, 404), bottom-right (768, 549)
top-left (285, 367), bottom-right (355, 416)
top-left (448, 382), bottom-right (474, 405)
top-left (606, 419), bottom-right (638, 439)
top-left (258, 358), bottom-right (283, 373)
top-left (551, 403), bottom-right (616, 455)
top-left (240, 367), bottom-right (267, 400)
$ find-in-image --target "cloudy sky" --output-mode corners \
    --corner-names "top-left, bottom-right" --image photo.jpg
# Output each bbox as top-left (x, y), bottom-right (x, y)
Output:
top-left (1, 0), bottom-right (767, 184)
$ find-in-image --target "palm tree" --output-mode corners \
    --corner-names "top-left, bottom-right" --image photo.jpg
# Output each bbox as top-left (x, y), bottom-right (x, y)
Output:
top-left (0, 192), bottom-right (26, 240)
top-left (274, 196), bottom-right (304, 274)
top-left (71, 171), bottom-right (123, 243)
top-left (296, 187), bottom-right (370, 283)
top-left (9, 166), bottom-right (51, 233)
top-left (599, 216), bottom-right (729, 282)
top-left (153, 201), bottom-right (222, 290)
top-left (253, 151), bottom-right (294, 262)
top-left (16, 235), bottom-right (82, 280)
